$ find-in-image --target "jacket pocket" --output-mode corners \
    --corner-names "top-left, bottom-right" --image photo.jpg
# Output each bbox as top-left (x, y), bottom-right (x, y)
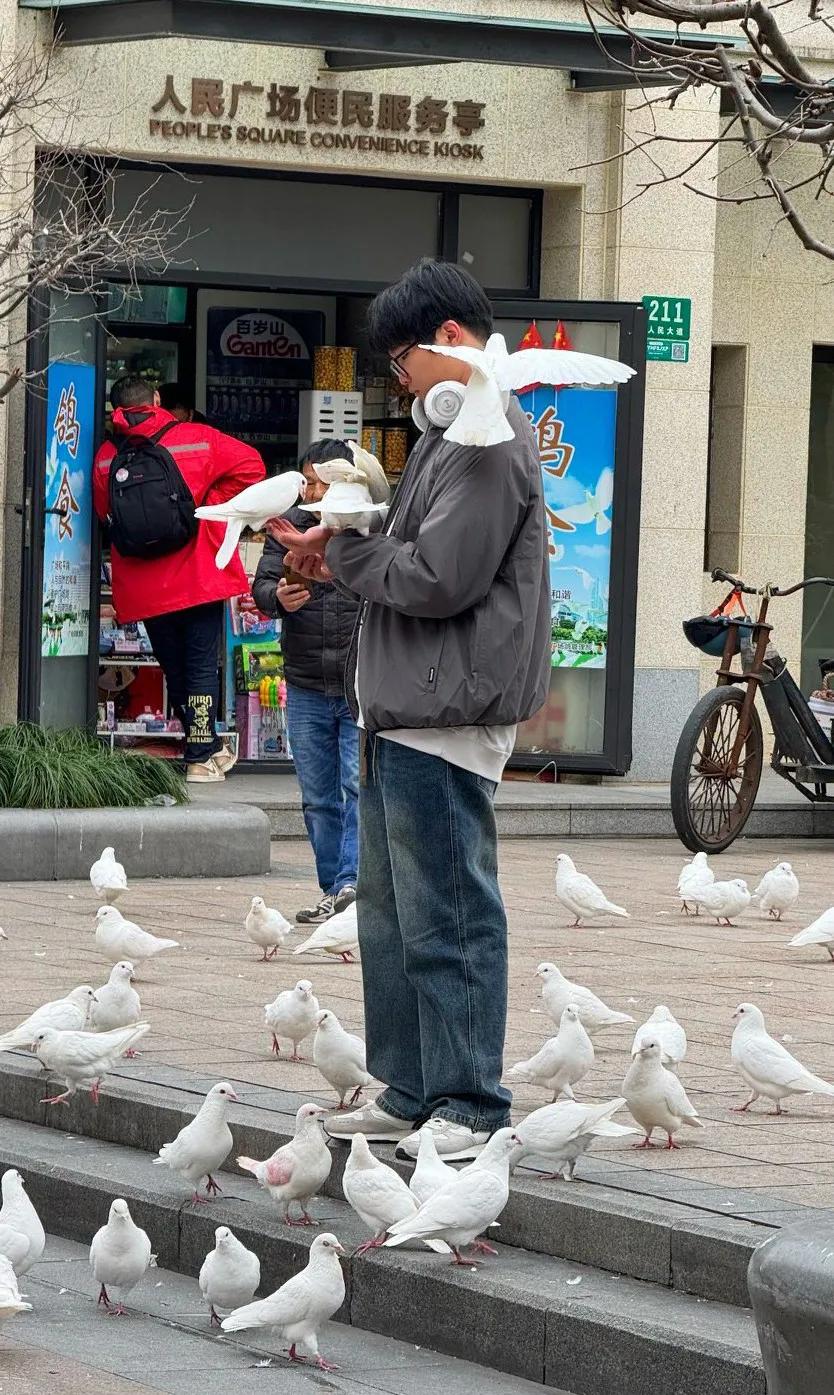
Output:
top-left (424, 623), bottom-right (447, 692)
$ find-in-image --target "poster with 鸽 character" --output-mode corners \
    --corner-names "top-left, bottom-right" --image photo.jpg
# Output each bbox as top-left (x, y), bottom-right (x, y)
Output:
top-left (516, 385), bottom-right (618, 670)
top-left (41, 361), bottom-right (95, 658)
top-left (204, 308), bottom-right (323, 454)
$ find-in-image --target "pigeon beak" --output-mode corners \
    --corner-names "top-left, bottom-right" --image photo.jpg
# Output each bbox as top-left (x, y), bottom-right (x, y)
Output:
top-left (226, 1088), bottom-right (240, 1103)
top-left (334, 1242), bottom-right (347, 1257)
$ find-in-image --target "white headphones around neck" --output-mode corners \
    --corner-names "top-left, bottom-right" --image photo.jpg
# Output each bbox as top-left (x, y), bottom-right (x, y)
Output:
top-left (411, 380), bottom-right (466, 433)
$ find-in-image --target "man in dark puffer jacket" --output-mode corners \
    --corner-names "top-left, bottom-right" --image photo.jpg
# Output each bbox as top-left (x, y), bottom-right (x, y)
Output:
top-left (252, 439), bottom-right (360, 924)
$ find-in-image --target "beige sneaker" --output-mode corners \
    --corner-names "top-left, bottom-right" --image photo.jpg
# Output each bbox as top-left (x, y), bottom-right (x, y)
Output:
top-left (212, 740), bottom-right (239, 776)
top-left (186, 757), bottom-right (225, 784)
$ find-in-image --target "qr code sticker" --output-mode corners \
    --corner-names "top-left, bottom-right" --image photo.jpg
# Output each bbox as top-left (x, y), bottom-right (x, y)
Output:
top-left (671, 343), bottom-right (687, 361)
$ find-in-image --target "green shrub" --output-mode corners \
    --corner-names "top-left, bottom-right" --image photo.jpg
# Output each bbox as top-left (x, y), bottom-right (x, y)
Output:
top-left (0, 723), bottom-right (187, 809)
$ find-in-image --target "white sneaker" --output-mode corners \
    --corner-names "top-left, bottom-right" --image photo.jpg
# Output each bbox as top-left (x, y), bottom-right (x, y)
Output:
top-left (396, 1116), bottom-right (491, 1161)
top-left (324, 1101), bottom-right (413, 1143)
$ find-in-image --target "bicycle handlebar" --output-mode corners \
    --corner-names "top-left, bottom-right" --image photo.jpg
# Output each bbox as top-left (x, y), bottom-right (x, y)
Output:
top-left (710, 568), bottom-right (834, 598)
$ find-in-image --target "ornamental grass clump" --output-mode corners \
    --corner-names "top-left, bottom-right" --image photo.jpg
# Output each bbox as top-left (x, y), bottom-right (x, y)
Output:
top-left (0, 723), bottom-right (187, 808)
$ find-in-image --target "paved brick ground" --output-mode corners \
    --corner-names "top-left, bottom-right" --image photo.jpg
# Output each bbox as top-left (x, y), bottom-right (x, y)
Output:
top-left (2, 836), bottom-right (834, 1206)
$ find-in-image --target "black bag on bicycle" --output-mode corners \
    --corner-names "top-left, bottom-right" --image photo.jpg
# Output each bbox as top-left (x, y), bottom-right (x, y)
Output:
top-left (108, 423), bottom-right (198, 559)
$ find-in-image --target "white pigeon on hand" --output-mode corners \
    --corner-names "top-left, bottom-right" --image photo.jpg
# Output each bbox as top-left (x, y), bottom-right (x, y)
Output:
top-left (422, 334), bottom-right (635, 447)
top-left (555, 853), bottom-right (628, 926)
top-left (788, 907), bottom-right (834, 962)
top-left (90, 962), bottom-right (141, 1044)
top-left (731, 1002), bottom-right (834, 1115)
top-left (300, 459), bottom-right (389, 535)
top-left (693, 878), bottom-right (750, 925)
top-left (409, 1126), bottom-right (456, 1207)
top-left (89, 847), bottom-right (128, 903)
top-left (199, 1226), bottom-right (260, 1327)
top-left (95, 906), bottom-right (179, 966)
top-left (34, 1023), bottom-right (150, 1106)
top-left (0, 985), bottom-right (94, 1053)
top-left (313, 1009), bottom-right (372, 1108)
top-left (264, 979), bottom-right (319, 1061)
top-left (153, 1081), bottom-right (238, 1203)
top-left (513, 1097), bottom-right (638, 1181)
top-left (195, 470), bottom-right (306, 569)
top-left (245, 896), bottom-right (292, 962)
top-left (294, 901), bottom-right (359, 963)
top-left (343, 1133), bottom-right (434, 1255)
top-left (0, 1255), bottom-right (31, 1319)
top-left (631, 1006), bottom-right (687, 1071)
top-left (0, 1171), bottom-right (45, 1276)
top-left (536, 963), bottom-right (633, 1036)
top-left (237, 1102), bottom-right (332, 1226)
top-left (89, 1198), bottom-right (153, 1316)
top-left (623, 1040), bottom-right (704, 1148)
top-left (752, 862), bottom-right (799, 920)
top-left (509, 1005), bottom-right (594, 1101)
top-left (677, 851), bottom-right (714, 914)
top-left (385, 1128), bottom-right (521, 1265)
top-left (221, 1233), bottom-right (345, 1372)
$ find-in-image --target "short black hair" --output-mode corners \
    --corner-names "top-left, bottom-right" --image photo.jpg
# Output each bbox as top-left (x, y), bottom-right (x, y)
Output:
top-left (158, 381), bottom-right (193, 413)
top-left (110, 375), bottom-right (154, 409)
top-left (367, 258), bottom-right (493, 355)
top-left (300, 437), bottom-right (352, 468)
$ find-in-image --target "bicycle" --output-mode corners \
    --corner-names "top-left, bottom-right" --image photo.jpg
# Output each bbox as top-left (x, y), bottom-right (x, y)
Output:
top-left (671, 568), bottom-right (834, 852)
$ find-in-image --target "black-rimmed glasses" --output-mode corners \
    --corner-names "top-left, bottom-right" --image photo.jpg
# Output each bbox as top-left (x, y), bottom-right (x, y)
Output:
top-left (389, 342), bottom-right (419, 380)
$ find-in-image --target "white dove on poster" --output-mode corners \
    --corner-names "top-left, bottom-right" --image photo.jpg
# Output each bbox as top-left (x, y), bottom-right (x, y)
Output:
top-left (422, 334), bottom-right (635, 447)
top-left (195, 470), bottom-right (306, 569)
top-left (557, 468), bottom-right (614, 536)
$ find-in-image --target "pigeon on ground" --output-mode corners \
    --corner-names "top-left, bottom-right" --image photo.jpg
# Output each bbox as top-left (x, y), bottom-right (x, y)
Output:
top-left (677, 851), bottom-right (714, 914)
top-left (245, 896), bottom-right (292, 962)
top-left (536, 963), bottom-right (634, 1036)
top-left (199, 1226), bottom-right (260, 1327)
top-left (313, 1009), bottom-right (372, 1108)
top-left (512, 1097), bottom-right (639, 1180)
top-left (34, 1023), bottom-right (150, 1105)
top-left (0, 1255), bottom-right (31, 1318)
top-left (692, 878), bottom-right (750, 925)
top-left (631, 1006), bottom-right (687, 1071)
top-left (0, 1224), bottom-right (30, 1272)
top-left (555, 853), bottom-right (629, 926)
top-left (788, 908), bottom-right (834, 962)
top-left (0, 985), bottom-right (94, 1052)
top-left (294, 902), bottom-right (359, 962)
top-left (752, 862), bottom-right (800, 920)
top-left (95, 906), bottom-right (179, 966)
top-left (0, 1171), bottom-right (45, 1276)
top-left (221, 1232), bottom-right (345, 1373)
top-left (509, 1005), bottom-right (594, 1101)
top-left (153, 1081), bottom-right (238, 1203)
top-left (264, 980), bottom-right (319, 1061)
top-left (89, 1198), bottom-right (153, 1316)
top-left (89, 962), bottom-right (141, 1045)
top-left (89, 847), bottom-right (128, 903)
top-left (731, 1002), bottom-right (834, 1114)
top-left (342, 1133), bottom-right (447, 1256)
top-left (409, 1126), bottom-right (456, 1207)
top-left (385, 1128), bottom-right (522, 1265)
top-left (195, 471), bottom-right (306, 569)
top-left (237, 1102), bottom-right (332, 1226)
top-left (623, 1040), bottom-right (704, 1148)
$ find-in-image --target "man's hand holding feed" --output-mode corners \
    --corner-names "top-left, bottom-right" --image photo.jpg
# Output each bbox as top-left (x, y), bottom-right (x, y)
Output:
top-left (266, 519), bottom-right (333, 555)
top-left (285, 551), bottom-right (333, 583)
top-left (276, 577), bottom-right (312, 612)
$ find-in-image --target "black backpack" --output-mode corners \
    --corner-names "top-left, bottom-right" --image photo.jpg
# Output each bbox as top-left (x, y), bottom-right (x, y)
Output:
top-left (108, 423), bottom-right (198, 559)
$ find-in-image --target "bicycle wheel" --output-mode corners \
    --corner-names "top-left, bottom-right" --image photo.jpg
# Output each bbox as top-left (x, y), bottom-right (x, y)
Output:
top-left (671, 686), bottom-right (763, 852)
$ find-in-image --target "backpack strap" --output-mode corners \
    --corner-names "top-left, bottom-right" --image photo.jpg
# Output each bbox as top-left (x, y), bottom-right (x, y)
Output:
top-left (150, 422), bottom-right (179, 444)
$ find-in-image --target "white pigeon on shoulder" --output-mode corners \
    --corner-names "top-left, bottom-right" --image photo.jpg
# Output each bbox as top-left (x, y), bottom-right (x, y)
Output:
top-left (264, 979), bottom-right (319, 1060)
top-left (692, 878), bottom-right (750, 925)
top-left (536, 963), bottom-right (633, 1036)
top-left (0, 1254), bottom-right (31, 1319)
top-left (237, 1102), bottom-right (332, 1226)
top-left (153, 1081), bottom-right (238, 1203)
top-left (0, 1171), bottom-right (45, 1276)
top-left (34, 1023), bottom-right (150, 1105)
top-left (90, 962), bottom-right (141, 1042)
top-left (195, 470), bottom-right (306, 569)
top-left (95, 906), bottom-right (179, 966)
top-left (631, 1006), bottom-right (687, 1072)
top-left (509, 1005), bottom-right (594, 1101)
top-left (731, 1002), bottom-right (834, 1114)
top-left (199, 1226), bottom-right (260, 1327)
top-left (409, 1126), bottom-right (457, 1207)
top-left (313, 1010), bottom-right (372, 1109)
top-left (89, 847), bottom-right (128, 903)
top-left (788, 907), bottom-right (834, 962)
top-left (245, 896), bottom-right (292, 962)
top-left (0, 985), bottom-right (94, 1053)
top-left (294, 901), bottom-right (359, 963)
top-left (677, 851), bottom-right (714, 914)
top-left (623, 1040), bottom-right (704, 1148)
top-left (513, 1097), bottom-right (638, 1181)
top-left (221, 1232), bottom-right (345, 1372)
top-left (555, 853), bottom-right (628, 926)
top-left (89, 1198), bottom-right (153, 1316)
top-left (752, 862), bottom-right (799, 920)
top-left (343, 1133), bottom-right (448, 1255)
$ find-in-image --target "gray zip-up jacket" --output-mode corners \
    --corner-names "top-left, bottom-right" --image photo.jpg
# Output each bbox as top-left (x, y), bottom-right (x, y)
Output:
top-left (326, 396), bottom-right (551, 733)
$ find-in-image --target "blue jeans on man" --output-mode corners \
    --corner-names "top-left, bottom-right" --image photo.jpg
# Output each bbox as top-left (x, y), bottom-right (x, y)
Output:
top-left (285, 683), bottom-right (359, 896)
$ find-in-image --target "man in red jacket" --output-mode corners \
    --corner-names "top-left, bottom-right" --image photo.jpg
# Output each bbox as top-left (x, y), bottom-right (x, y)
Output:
top-left (94, 376), bottom-right (265, 782)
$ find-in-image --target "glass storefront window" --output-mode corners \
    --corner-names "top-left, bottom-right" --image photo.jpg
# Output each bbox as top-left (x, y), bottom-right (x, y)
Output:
top-left (802, 349), bottom-right (834, 692)
top-left (458, 194), bottom-right (533, 289)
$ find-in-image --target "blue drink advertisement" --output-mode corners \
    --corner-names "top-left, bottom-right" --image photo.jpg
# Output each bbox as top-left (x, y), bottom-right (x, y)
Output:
top-left (41, 361), bottom-right (96, 658)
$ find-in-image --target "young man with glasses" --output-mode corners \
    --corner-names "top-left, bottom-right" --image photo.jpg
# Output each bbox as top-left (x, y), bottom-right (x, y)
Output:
top-left (269, 259), bottom-right (550, 1159)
